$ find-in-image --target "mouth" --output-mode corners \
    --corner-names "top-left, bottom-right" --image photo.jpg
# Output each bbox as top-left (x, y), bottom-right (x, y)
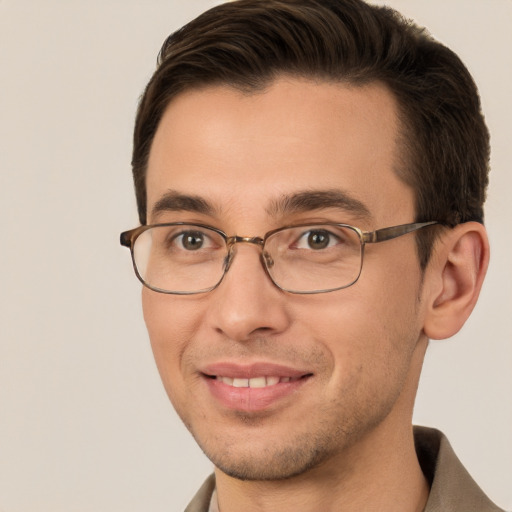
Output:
top-left (201, 363), bottom-right (313, 412)
top-left (208, 374), bottom-right (305, 388)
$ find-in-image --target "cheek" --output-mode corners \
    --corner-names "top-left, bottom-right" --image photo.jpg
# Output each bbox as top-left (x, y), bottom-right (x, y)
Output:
top-left (361, 241), bottom-right (424, 320)
top-left (353, 255), bottom-right (424, 376)
top-left (142, 289), bottom-right (204, 389)
top-left (304, 254), bottom-right (422, 383)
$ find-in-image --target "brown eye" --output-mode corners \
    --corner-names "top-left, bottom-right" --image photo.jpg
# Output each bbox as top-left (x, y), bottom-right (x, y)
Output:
top-left (177, 231), bottom-right (205, 250)
top-left (307, 230), bottom-right (330, 250)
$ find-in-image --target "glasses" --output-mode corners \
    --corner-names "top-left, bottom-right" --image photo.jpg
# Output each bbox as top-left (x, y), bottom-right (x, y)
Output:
top-left (120, 221), bottom-right (437, 295)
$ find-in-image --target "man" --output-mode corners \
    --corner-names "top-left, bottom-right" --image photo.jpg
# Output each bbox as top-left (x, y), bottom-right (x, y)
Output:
top-left (120, 0), bottom-right (505, 510)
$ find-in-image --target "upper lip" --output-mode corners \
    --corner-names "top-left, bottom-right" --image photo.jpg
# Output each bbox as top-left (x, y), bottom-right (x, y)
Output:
top-left (200, 361), bottom-right (312, 379)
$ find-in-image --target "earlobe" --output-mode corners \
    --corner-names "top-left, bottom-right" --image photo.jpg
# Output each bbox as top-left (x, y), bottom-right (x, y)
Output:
top-left (423, 222), bottom-right (490, 340)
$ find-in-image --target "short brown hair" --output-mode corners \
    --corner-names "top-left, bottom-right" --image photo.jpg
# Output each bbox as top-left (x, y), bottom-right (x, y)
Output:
top-left (131, 0), bottom-right (490, 268)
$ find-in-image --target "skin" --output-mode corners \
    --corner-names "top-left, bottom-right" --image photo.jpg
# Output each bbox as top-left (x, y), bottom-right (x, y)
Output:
top-left (141, 78), bottom-right (488, 511)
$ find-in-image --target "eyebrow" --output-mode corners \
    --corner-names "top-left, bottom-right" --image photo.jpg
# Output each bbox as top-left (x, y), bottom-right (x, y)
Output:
top-left (266, 189), bottom-right (372, 221)
top-left (150, 188), bottom-right (372, 223)
top-left (151, 190), bottom-right (216, 219)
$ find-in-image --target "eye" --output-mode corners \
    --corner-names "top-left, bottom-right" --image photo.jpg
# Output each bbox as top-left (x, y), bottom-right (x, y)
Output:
top-left (295, 229), bottom-right (339, 250)
top-left (172, 230), bottom-right (212, 251)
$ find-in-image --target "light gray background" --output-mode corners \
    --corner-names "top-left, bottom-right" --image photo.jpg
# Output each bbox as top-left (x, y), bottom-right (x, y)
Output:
top-left (0, 1), bottom-right (510, 510)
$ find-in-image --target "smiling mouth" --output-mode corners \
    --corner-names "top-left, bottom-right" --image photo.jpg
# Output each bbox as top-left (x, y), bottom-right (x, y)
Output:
top-left (212, 375), bottom-right (305, 388)
top-left (203, 369), bottom-right (313, 411)
top-left (204, 373), bottom-right (313, 390)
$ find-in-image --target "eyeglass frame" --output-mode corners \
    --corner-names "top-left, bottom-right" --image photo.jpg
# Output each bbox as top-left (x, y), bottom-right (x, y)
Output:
top-left (120, 220), bottom-right (439, 295)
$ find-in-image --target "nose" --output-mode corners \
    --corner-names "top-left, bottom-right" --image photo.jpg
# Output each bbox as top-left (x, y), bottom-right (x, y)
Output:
top-left (206, 242), bottom-right (291, 342)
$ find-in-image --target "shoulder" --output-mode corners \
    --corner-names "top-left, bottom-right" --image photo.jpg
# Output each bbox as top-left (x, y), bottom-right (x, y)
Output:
top-left (415, 426), bottom-right (506, 512)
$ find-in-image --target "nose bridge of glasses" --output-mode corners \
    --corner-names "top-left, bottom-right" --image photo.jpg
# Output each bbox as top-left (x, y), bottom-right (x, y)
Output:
top-left (226, 235), bottom-right (265, 248)
top-left (223, 235), bottom-right (270, 274)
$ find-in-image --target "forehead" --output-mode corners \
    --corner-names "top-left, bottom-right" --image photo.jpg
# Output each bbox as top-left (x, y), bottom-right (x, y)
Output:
top-left (146, 78), bottom-right (414, 228)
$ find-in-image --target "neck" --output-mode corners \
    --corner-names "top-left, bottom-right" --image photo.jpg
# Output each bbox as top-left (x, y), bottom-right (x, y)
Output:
top-left (214, 338), bottom-right (430, 512)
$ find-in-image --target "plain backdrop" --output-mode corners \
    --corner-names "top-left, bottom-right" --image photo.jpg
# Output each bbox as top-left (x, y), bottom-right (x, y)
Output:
top-left (0, 1), bottom-right (510, 511)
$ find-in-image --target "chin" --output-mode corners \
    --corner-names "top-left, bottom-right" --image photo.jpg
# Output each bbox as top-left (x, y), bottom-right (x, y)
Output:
top-left (196, 427), bottom-right (340, 481)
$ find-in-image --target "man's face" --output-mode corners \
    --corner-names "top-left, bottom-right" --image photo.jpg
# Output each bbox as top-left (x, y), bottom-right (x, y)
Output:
top-left (143, 78), bottom-right (429, 480)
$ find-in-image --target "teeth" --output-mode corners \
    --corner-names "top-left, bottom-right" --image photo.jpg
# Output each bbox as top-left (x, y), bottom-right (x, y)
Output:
top-left (217, 376), bottom-right (295, 388)
top-left (249, 377), bottom-right (267, 388)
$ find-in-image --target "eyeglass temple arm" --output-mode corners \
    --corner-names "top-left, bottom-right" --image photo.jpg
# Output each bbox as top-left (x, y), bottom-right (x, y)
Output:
top-left (362, 221), bottom-right (438, 244)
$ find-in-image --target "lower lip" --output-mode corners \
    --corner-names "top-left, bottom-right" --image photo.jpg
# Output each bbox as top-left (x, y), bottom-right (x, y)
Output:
top-left (204, 376), bottom-right (309, 412)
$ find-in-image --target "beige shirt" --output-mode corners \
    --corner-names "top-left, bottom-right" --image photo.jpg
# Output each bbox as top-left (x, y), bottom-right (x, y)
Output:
top-left (185, 427), bottom-right (505, 512)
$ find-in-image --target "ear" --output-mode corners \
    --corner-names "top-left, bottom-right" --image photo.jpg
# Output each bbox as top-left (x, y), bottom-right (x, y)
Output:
top-left (423, 222), bottom-right (490, 340)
